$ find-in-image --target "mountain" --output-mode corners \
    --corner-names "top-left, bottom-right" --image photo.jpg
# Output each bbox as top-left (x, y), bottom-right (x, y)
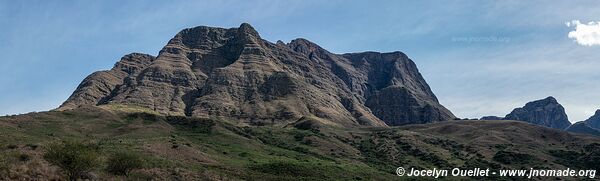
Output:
top-left (584, 109), bottom-right (600, 129)
top-left (503, 96), bottom-right (571, 129)
top-left (566, 121), bottom-right (600, 136)
top-left (58, 23), bottom-right (454, 126)
top-left (566, 109), bottom-right (600, 136)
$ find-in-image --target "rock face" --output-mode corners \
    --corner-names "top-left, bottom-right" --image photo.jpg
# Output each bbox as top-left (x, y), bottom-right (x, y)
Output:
top-left (503, 96), bottom-right (571, 129)
top-left (567, 110), bottom-right (600, 136)
top-left (566, 122), bottom-right (600, 136)
top-left (59, 53), bottom-right (156, 110)
top-left (58, 23), bottom-right (455, 127)
top-left (584, 110), bottom-right (600, 129)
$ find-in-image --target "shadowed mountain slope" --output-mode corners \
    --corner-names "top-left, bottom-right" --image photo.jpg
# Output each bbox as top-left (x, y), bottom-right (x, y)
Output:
top-left (566, 121), bottom-right (600, 136)
top-left (584, 109), bottom-right (600, 129)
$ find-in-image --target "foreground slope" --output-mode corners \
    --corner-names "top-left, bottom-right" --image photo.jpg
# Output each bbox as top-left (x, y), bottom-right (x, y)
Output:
top-left (58, 23), bottom-right (454, 126)
top-left (2, 107), bottom-right (599, 180)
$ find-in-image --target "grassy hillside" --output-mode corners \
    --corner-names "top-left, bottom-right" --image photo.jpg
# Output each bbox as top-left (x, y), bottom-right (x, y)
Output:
top-left (1, 106), bottom-right (599, 180)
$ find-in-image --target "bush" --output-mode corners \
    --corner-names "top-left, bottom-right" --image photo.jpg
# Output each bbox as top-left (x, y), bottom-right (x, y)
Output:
top-left (126, 112), bottom-right (162, 123)
top-left (18, 153), bottom-right (30, 162)
top-left (106, 151), bottom-right (144, 175)
top-left (492, 150), bottom-right (534, 164)
top-left (43, 141), bottom-right (100, 180)
top-left (248, 161), bottom-right (346, 179)
top-left (165, 116), bottom-right (215, 133)
top-left (249, 162), bottom-right (324, 177)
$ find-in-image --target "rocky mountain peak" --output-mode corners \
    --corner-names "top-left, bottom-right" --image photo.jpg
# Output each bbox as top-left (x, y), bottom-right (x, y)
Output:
top-left (288, 38), bottom-right (321, 50)
top-left (504, 96), bottom-right (571, 129)
top-left (57, 53), bottom-right (156, 111)
top-left (113, 53), bottom-right (156, 74)
top-left (286, 38), bottom-right (331, 59)
top-left (525, 96), bottom-right (557, 107)
top-left (237, 22), bottom-right (260, 38)
top-left (584, 109), bottom-right (600, 129)
top-left (58, 23), bottom-right (455, 127)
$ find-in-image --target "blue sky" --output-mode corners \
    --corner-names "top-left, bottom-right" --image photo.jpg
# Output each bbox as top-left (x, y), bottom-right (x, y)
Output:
top-left (1, 0), bottom-right (600, 122)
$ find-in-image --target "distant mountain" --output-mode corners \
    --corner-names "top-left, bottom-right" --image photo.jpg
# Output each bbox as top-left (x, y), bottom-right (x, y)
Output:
top-left (584, 109), bottom-right (600, 129)
top-left (565, 109), bottom-right (600, 136)
top-left (503, 96), bottom-right (571, 129)
top-left (58, 23), bottom-right (455, 127)
top-left (566, 121), bottom-right (600, 136)
top-left (480, 116), bottom-right (503, 120)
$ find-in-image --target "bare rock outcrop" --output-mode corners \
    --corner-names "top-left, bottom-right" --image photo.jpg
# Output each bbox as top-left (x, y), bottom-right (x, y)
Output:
top-left (59, 23), bottom-right (455, 127)
top-left (504, 96), bottom-right (571, 129)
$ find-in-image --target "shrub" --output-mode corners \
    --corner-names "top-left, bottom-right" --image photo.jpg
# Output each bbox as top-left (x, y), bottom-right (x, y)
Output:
top-left (492, 150), bottom-right (534, 164)
top-left (165, 116), bottom-right (215, 133)
top-left (293, 132), bottom-right (306, 141)
top-left (43, 141), bottom-right (100, 180)
top-left (18, 153), bottom-right (30, 162)
top-left (106, 151), bottom-right (144, 175)
top-left (292, 118), bottom-right (321, 133)
top-left (249, 162), bottom-right (322, 177)
top-left (126, 112), bottom-right (162, 123)
top-left (248, 161), bottom-right (345, 179)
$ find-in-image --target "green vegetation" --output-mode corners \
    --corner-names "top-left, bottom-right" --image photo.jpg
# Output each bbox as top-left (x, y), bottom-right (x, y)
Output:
top-left (1, 107), bottom-right (599, 180)
top-left (165, 115), bottom-right (215, 133)
top-left (492, 150), bottom-right (534, 164)
top-left (248, 161), bottom-right (346, 180)
top-left (106, 151), bottom-right (144, 175)
top-left (43, 141), bottom-right (100, 180)
top-left (549, 143), bottom-right (600, 170)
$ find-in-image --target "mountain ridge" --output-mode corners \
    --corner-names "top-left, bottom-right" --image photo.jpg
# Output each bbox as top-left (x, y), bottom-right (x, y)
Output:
top-left (565, 109), bottom-right (600, 136)
top-left (566, 121), bottom-right (600, 136)
top-left (503, 96), bottom-right (571, 129)
top-left (584, 109), bottom-right (600, 129)
top-left (58, 23), bottom-right (455, 127)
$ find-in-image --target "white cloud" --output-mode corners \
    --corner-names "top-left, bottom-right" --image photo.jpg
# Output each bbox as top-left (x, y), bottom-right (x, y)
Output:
top-left (566, 20), bottom-right (600, 46)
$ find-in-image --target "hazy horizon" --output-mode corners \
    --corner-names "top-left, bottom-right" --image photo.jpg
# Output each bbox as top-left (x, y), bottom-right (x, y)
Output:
top-left (2, 0), bottom-right (600, 122)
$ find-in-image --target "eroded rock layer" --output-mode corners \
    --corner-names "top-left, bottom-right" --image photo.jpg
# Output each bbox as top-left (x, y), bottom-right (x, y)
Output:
top-left (59, 23), bottom-right (455, 127)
